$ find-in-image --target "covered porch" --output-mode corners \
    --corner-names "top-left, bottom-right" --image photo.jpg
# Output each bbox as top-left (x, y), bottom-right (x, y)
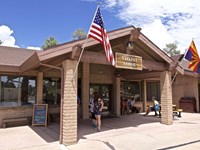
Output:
top-left (0, 26), bottom-right (177, 145)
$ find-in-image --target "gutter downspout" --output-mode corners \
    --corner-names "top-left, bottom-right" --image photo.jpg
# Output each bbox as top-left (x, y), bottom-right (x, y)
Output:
top-left (40, 63), bottom-right (64, 144)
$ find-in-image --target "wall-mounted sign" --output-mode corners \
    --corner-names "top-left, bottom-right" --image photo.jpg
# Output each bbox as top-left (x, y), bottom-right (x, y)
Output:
top-left (32, 104), bottom-right (48, 127)
top-left (115, 53), bottom-right (142, 70)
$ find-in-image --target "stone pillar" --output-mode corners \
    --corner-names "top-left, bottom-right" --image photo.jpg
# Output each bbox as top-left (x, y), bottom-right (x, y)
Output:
top-left (36, 72), bottom-right (43, 104)
top-left (114, 77), bottom-right (121, 116)
top-left (143, 80), bottom-right (147, 111)
top-left (82, 62), bottom-right (90, 119)
top-left (62, 60), bottom-right (78, 145)
top-left (160, 71), bottom-right (173, 125)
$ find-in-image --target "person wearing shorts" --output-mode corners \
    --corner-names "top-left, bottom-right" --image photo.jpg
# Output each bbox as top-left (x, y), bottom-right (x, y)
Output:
top-left (94, 93), bottom-right (104, 132)
top-left (144, 96), bottom-right (159, 116)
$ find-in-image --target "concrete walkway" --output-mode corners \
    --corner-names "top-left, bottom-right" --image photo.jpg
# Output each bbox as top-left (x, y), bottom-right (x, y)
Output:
top-left (1, 112), bottom-right (200, 150)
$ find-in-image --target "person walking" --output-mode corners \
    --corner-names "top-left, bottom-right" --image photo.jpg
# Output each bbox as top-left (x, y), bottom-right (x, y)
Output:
top-left (89, 92), bottom-right (97, 127)
top-left (94, 93), bottom-right (104, 132)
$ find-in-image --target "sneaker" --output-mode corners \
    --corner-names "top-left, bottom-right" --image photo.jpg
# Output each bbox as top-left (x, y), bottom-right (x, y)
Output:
top-left (97, 128), bottom-right (101, 132)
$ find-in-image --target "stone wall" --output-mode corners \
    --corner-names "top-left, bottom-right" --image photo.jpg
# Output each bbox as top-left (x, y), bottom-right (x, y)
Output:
top-left (0, 106), bottom-right (32, 128)
top-left (172, 75), bottom-right (199, 112)
top-left (90, 64), bottom-right (114, 84)
top-left (0, 105), bottom-right (60, 128)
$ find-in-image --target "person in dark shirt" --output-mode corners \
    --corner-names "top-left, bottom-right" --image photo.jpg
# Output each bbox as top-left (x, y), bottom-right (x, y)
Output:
top-left (94, 93), bottom-right (104, 132)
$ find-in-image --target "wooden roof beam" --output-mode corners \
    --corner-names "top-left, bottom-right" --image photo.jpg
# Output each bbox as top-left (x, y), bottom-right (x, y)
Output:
top-left (143, 59), bottom-right (167, 71)
top-left (124, 71), bottom-right (161, 80)
top-left (71, 44), bottom-right (82, 60)
top-left (129, 28), bottom-right (142, 41)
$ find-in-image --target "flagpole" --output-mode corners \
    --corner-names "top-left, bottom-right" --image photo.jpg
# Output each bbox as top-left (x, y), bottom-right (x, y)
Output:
top-left (171, 42), bottom-right (191, 85)
top-left (71, 5), bottom-right (100, 80)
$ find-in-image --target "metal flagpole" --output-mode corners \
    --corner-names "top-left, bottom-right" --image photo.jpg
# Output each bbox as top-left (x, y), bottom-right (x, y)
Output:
top-left (71, 5), bottom-right (100, 80)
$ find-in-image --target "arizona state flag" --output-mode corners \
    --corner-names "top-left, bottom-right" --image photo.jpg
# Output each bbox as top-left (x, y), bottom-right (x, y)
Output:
top-left (185, 40), bottom-right (200, 73)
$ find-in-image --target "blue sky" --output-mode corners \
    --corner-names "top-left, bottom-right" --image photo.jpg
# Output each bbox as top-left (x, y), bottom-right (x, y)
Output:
top-left (0, 0), bottom-right (124, 49)
top-left (0, 0), bottom-right (200, 53)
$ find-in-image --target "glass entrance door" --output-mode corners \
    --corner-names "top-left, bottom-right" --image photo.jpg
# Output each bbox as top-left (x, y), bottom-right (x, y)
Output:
top-left (90, 84), bottom-right (112, 113)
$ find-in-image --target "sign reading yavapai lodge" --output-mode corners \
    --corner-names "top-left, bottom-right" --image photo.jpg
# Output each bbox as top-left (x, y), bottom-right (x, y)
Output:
top-left (115, 53), bottom-right (142, 70)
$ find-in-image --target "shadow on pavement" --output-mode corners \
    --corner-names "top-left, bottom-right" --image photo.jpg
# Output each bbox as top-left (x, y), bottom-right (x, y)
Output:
top-left (78, 113), bottom-right (160, 140)
top-left (30, 122), bottom-right (60, 143)
top-left (29, 113), bottom-right (161, 143)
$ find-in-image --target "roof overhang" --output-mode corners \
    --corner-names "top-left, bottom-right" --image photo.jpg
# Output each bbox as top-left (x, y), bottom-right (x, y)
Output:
top-left (0, 26), bottom-right (175, 73)
top-left (20, 52), bottom-right (40, 72)
top-left (0, 65), bottom-right (20, 73)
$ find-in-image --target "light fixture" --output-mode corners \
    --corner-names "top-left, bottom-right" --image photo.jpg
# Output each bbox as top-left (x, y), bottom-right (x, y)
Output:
top-left (127, 41), bottom-right (134, 50)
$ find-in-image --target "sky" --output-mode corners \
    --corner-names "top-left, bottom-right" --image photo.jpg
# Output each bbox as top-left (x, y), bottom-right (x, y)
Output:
top-left (0, 0), bottom-right (200, 53)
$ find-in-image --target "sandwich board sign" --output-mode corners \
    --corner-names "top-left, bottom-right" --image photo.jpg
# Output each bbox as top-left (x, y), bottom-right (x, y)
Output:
top-left (32, 104), bottom-right (48, 127)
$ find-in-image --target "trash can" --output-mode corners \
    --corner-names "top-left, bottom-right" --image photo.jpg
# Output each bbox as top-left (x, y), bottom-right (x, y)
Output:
top-left (179, 97), bottom-right (196, 113)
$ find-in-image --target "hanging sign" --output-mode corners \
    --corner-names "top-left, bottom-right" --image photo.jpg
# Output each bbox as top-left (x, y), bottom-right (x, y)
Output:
top-left (115, 53), bottom-right (142, 70)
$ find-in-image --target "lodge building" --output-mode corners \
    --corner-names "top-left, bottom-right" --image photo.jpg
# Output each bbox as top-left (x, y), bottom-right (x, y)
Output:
top-left (0, 26), bottom-right (199, 145)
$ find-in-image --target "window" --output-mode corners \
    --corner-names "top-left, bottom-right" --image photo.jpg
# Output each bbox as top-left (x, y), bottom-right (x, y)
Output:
top-left (121, 81), bottom-right (142, 101)
top-left (0, 75), bottom-right (36, 107)
top-left (147, 81), bottom-right (160, 101)
top-left (43, 78), bottom-right (61, 105)
top-left (90, 84), bottom-right (112, 112)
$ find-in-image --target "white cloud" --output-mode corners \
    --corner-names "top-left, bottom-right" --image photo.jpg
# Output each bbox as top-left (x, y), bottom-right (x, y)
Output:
top-left (105, 0), bottom-right (117, 7)
top-left (0, 25), bottom-right (40, 50)
top-left (142, 19), bottom-right (174, 49)
top-left (104, 0), bottom-right (200, 53)
top-left (0, 25), bottom-right (18, 47)
top-left (27, 46), bottom-right (41, 51)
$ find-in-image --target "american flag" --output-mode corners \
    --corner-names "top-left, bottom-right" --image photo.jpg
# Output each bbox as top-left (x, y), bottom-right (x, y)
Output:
top-left (88, 6), bottom-right (115, 66)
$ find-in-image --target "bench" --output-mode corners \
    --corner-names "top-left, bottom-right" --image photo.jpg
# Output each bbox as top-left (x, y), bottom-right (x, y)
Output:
top-left (173, 109), bottom-right (183, 118)
top-left (2, 116), bottom-right (32, 128)
top-left (158, 107), bottom-right (183, 118)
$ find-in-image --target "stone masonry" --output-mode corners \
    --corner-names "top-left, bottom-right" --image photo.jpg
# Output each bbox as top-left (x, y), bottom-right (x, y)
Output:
top-left (160, 71), bottom-right (173, 125)
top-left (36, 72), bottom-right (43, 104)
top-left (62, 60), bottom-right (78, 145)
top-left (172, 75), bottom-right (199, 112)
top-left (81, 62), bottom-right (90, 119)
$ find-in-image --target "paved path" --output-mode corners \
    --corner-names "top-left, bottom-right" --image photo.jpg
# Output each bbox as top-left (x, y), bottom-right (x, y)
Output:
top-left (69, 112), bottom-right (200, 150)
top-left (0, 112), bottom-right (200, 150)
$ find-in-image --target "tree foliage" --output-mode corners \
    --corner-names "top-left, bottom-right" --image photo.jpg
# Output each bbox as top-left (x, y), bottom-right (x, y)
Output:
top-left (163, 42), bottom-right (180, 56)
top-left (41, 36), bottom-right (58, 50)
top-left (0, 40), bottom-right (2, 45)
top-left (72, 29), bottom-right (87, 40)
